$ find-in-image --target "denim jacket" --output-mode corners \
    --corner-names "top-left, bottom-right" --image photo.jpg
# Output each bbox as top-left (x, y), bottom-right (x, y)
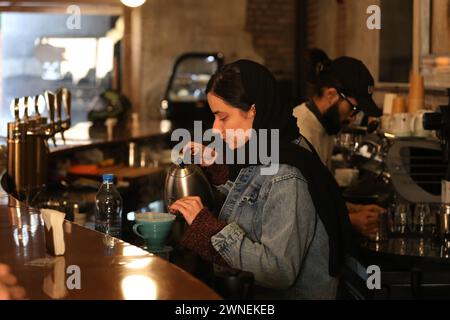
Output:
top-left (210, 163), bottom-right (339, 300)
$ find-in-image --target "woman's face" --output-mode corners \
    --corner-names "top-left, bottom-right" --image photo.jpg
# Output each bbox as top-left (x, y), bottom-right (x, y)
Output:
top-left (207, 92), bottom-right (256, 149)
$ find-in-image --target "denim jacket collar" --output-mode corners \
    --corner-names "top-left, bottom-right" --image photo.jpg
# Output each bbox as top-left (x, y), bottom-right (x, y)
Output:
top-left (218, 166), bottom-right (258, 221)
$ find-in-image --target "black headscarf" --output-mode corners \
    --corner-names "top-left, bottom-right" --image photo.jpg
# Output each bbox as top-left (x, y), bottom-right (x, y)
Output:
top-left (221, 60), bottom-right (354, 277)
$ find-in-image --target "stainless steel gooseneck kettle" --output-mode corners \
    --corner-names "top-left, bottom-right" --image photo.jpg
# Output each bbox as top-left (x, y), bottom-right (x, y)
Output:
top-left (164, 161), bottom-right (215, 211)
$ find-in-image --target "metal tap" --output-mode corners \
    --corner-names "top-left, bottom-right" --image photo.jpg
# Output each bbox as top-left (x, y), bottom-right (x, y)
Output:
top-left (44, 90), bottom-right (57, 146)
top-left (55, 87), bottom-right (72, 144)
top-left (61, 88), bottom-right (72, 132)
top-left (5, 89), bottom-right (72, 201)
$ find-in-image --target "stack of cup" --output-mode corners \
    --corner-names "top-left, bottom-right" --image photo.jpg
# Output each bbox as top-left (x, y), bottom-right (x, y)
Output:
top-left (390, 97), bottom-right (412, 137)
top-left (392, 96), bottom-right (407, 114)
top-left (408, 73), bottom-right (425, 114)
top-left (408, 73), bottom-right (432, 137)
top-left (380, 93), bottom-right (397, 133)
top-left (382, 73), bottom-right (430, 138)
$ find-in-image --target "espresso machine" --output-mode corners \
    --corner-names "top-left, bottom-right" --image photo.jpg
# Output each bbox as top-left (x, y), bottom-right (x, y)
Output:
top-left (6, 88), bottom-right (71, 202)
top-left (341, 110), bottom-right (450, 300)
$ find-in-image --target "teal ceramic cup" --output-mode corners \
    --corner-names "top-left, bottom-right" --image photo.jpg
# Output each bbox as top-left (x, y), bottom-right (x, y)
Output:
top-left (133, 212), bottom-right (176, 251)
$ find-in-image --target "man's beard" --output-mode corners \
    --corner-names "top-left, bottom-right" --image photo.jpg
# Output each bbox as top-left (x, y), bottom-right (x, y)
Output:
top-left (322, 102), bottom-right (348, 135)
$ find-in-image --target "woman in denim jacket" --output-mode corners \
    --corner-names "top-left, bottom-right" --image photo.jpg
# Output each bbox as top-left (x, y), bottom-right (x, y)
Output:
top-left (169, 60), bottom-right (353, 300)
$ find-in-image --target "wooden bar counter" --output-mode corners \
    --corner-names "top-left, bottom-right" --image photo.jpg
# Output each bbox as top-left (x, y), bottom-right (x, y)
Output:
top-left (0, 173), bottom-right (220, 300)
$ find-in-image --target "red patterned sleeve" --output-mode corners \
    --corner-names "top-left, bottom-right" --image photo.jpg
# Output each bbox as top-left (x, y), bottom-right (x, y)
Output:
top-left (203, 163), bottom-right (229, 186)
top-left (180, 208), bottom-right (229, 266)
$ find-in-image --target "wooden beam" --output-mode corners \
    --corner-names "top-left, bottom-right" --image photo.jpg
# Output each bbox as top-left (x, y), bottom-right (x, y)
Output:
top-left (4, 0), bottom-right (121, 4)
top-left (121, 6), bottom-right (131, 103)
top-left (420, 0), bottom-right (431, 57)
top-left (412, 0), bottom-right (420, 74)
top-left (130, 6), bottom-right (141, 114)
top-left (0, 1), bottom-right (123, 15)
top-left (121, 5), bottom-right (141, 113)
top-left (0, 5), bottom-right (122, 15)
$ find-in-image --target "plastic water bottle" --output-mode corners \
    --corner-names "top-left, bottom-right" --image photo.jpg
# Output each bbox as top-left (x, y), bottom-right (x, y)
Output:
top-left (95, 174), bottom-right (123, 238)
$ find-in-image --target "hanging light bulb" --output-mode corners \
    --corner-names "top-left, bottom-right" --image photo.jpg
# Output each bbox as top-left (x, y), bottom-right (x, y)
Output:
top-left (120, 0), bottom-right (146, 8)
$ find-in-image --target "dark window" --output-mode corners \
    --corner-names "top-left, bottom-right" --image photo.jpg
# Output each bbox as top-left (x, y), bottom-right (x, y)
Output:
top-left (379, 0), bottom-right (413, 83)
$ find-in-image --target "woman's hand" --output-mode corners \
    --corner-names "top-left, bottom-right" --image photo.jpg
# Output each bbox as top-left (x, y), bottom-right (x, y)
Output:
top-left (168, 196), bottom-right (205, 225)
top-left (182, 142), bottom-right (217, 167)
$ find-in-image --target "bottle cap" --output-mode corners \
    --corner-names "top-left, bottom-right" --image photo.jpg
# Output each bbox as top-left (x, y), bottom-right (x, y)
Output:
top-left (102, 173), bottom-right (114, 183)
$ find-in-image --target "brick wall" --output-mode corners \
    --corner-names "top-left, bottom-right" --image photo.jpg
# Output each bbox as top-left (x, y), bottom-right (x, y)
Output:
top-left (246, 0), bottom-right (297, 80)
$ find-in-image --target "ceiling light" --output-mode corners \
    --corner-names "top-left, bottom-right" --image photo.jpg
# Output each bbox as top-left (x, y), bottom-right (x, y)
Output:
top-left (120, 0), bottom-right (146, 8)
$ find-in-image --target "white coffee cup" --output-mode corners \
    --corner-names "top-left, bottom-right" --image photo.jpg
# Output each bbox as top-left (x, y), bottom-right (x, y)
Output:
top-left (411, 110), bottom-right (432, 137)
top-left (383, 93), bottom-right (397, 115)
top-left (380, 115), bottom-right (392, 133)
top-left (390, 113), bottom-right (412, 137)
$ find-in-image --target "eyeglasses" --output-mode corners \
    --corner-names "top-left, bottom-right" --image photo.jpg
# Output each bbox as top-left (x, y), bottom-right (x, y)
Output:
top-left (338, 91), bottom-right (361, 117)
